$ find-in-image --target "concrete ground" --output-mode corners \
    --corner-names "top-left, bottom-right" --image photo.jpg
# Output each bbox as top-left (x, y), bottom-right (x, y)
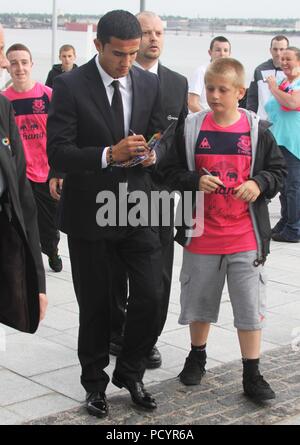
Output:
top-left (0, 196), bottom-right (300, 425)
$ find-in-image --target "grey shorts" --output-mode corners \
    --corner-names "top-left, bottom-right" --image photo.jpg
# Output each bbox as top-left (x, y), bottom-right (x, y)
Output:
top-left (179, 250), bottom-right (267, 330)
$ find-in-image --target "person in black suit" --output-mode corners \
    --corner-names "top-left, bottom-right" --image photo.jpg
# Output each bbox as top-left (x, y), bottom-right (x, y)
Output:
top-left (110, 11), bottom-right (188, 368)
top-left (47, 10), bottom-right (166, 418)
top-left (0, 94), bottom-right (47, 333)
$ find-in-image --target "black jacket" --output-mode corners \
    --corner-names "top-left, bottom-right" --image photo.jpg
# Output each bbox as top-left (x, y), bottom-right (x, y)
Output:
top-left (159, 111), bottom-right (287, 263)
top-left (0, 95), bottom-right (45, 333)
top-left (157, 64), bottom-right (188, 130)
top-left (45, 63), bottom-right (78, 88)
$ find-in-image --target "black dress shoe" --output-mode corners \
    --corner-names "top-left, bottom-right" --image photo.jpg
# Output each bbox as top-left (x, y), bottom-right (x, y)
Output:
top-left (86, 392), bottom-right (108, 418)
top-left (272, 233), bottom-right (300, 243)
top-left (144, 345), bottom-right (162, 369)
top-left (112, 372), bottom-right (157, 410)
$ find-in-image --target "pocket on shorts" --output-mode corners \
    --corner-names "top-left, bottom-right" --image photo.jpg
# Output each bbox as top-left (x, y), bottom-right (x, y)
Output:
top-left (259, 269), bottom-right (268, 285)
top-left (179, 271), bottom-right (191, 285)
top-left (179, 271), bottom-right (191, 300)
top-left (258, 269), bottom-right (267, 322)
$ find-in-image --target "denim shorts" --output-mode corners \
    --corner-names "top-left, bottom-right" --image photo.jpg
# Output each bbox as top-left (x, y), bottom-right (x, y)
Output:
top-left (179, 249), bottom-right (267, 330)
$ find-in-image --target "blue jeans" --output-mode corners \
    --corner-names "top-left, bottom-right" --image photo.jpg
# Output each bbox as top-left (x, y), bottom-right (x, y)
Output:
top-left (273, 147), bottom-right (300, 240)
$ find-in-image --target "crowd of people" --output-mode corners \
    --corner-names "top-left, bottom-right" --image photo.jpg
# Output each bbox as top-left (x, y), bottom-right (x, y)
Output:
top-left (0, 10), bottom-right (299, 419)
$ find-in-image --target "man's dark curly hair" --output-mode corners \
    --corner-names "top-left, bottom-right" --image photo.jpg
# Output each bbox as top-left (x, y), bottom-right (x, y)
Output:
top-left (97, 10), bottom-right (142, 46)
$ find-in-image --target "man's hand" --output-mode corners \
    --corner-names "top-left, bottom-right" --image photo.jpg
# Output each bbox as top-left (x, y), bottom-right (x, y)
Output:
top-left (39, 293), bottom-right (48, 322)
top-left (107, 135), bottom-right (148, 163)
top-left (266, 75), bottom-right (277, 93)
top-left (199, 175), bottom-right (225, 193)
top-left (234, 180), bottom-right (261, 202)
top-left (49, 178), bottom-right (63, 200)
top-left (142, 150), bottom-right (157, 167)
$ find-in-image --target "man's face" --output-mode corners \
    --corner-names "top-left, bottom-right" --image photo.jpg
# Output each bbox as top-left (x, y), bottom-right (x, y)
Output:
top-left (7, 50), bottom-right (33, 86)
top-left (270, 39), bottom-right (288, 67)
top-left (59, 49), bottom-right (76, 71)
top-left (0, 30), bottom-right (9, 70)
top-left (138, 15), bottom-right (164, 61)
top-left (281, 50), bottom-right (300, 78)
top-left (209, 41), bottom-right (231, 61)
top-left (95, 36), bottom-right (140, 78)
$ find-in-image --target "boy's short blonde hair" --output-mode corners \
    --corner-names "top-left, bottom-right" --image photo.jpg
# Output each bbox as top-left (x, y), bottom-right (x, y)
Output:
top-left (59, 44), bottom-right (76, 56)
top-left (205, 57), bottom-right (246, 88)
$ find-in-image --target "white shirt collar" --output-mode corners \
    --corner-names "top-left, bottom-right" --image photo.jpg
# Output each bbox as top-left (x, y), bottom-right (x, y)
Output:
top-left (134, 60), bottom-right (159, 75)
top-left (95, 55), bottom-right (129, 90)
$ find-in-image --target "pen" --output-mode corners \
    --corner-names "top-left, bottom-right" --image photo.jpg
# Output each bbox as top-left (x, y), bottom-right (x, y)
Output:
top-left (201, 167), bottom-right (226, 190)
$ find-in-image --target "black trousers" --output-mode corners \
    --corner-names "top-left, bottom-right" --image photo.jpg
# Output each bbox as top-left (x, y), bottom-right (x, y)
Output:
top-left (68, 226), bottom-right (162, 393)
top-left (29, 181), bottom-right (60, 257)
top-left (111, 202), bottom-right (174, 341)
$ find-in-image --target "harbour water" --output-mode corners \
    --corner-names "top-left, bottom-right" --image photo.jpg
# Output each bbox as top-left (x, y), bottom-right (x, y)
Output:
top-left (5, 27), bottom-right (300, 85)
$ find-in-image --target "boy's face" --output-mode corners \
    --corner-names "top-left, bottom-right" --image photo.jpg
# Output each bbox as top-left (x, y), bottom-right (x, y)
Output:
top-left (7, 50), bottom-right (33, 87)
top-left (205, 73), bottom-right (245, 114)
top-left (59, 49), bottom-right (76, 71)
top-left (209, 41), bottom-right (231, 61)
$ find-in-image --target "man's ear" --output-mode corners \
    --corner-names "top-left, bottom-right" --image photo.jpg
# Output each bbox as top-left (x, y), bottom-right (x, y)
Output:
top-left (94, 38), bottom-right (103, 55)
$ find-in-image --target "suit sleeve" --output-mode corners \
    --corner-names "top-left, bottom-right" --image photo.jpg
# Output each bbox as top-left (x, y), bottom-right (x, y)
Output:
top-left (246, 68), bottom-right (259, 113)
top-left (9, 103), bottom-right (46, 293)
top-left (177, 78), bottom-right (189, 128)
top-left (146, 76), bottom-right (168, 163)
top-left (47, 76), bottom-right (104, 173)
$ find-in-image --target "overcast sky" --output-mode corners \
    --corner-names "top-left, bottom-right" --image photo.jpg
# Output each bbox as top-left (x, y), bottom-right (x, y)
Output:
top-left (2, 0), bottom-right (300, 19)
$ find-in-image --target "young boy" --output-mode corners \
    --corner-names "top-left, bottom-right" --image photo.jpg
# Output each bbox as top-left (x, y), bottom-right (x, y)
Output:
top-left (2, 43), bottom-right (62, 272)
top-left (45, 44), bottom-right (77, 88)
top-left (160, 58), bottom-right (286, 401)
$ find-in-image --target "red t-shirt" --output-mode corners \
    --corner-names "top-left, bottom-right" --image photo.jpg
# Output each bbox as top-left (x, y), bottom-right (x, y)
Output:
top-left (3, 82), bottom-right (52, 183)
top-left (187, 111), bottom-right (257, 255)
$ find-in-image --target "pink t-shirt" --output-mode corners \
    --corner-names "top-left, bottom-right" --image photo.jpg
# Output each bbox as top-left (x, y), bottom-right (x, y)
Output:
top-left (187, 111), bottom-right (257, 255)
top-left (3, 83), bottom-right (52, 183)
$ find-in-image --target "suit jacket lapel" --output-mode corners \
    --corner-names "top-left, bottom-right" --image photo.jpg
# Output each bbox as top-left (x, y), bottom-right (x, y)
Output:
top-left (129, 67), bottom-right (140, 132)
top-left (84, 59), bottom-right (116, 140)
top-left (157, 64), bottom-right (166, 104)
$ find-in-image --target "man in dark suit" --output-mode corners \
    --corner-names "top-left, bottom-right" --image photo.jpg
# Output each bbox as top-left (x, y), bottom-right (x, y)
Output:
top-left (110, 11), bottom-right (188, 368)
top-left (47, 10), bottom-right (166, 418)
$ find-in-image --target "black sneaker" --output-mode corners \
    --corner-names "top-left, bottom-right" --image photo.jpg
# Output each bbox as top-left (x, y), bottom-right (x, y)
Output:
top-left (243, 373), bottom-right (276, 401)
top-left (179, 350), bottom-right (206, 386)
top-left (48, 251), bottom-right (63, 272)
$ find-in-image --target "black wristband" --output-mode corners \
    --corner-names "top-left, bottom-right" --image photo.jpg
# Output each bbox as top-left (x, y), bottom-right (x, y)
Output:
top-left (109, 145), bottom-right (114, 165)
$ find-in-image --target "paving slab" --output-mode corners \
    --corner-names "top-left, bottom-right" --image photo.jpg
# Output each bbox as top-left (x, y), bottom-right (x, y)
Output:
top-left (26, 345), bottom-right (300, 425)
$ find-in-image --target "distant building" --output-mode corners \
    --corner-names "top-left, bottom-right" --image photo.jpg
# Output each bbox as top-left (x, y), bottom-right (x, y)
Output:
top-left (65, 22), bottom-right (97, 32)
top-left (226, 25), bottom-right (295, 33)
top-left (226, 25), bottom-right (255, 32)
top-left (166, 19), bottom-right (189, 30)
